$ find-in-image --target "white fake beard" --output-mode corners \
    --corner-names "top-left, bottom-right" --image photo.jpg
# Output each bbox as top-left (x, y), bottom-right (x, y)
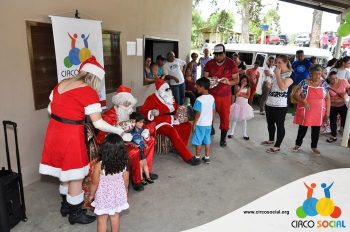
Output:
top-left (116, 105), bottom-right (133, 122)
top-left (159, 90), bottom-right (174, 105)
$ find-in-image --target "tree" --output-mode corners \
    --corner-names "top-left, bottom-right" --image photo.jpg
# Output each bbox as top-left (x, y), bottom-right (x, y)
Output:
top-left (263, 8), bottom-right (281, 34)
top-left (236, 0), bottom-right (263, 43)
top-left (207, 10), bottom-right (235, 43)
top-left (192, 9), bottom-right (206, 48)
top-left (309, 9), bottom-right (323, 48)
top-left (207, 10), bottom-right (235, 32)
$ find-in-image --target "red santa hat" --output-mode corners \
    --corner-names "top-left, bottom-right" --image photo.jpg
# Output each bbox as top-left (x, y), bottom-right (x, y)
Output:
top-left (155, 79), bottom-right (170, 93)
top-left (112, 85), bottom-right (137, 107)
top-left (79, 56), bottom-right (105, 80)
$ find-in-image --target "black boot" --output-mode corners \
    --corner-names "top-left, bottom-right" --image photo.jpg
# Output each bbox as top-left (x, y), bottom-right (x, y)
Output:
top-left (60, 195), bottom-right (70, 217)
top-left (68, 202), bottom-right (96, 225)
top-left (220, 130), bottom-right (227, 147)
top-left (132, 182), bottom-right (144, 192)
top-left (60, 195), bottom-right (87, 217)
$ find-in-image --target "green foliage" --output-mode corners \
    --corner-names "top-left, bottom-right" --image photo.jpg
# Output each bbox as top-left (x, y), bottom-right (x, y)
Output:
top-left (207, 10), bottom-right (235, 43)
top-left (192, 0), bottom-right (217, 8)
top-left (236, 0), bottom-right (263, 40)
top-left (263, 9), bottom-right (281, 34)
top-left (192, 9), bottom-right (206, 48)
top-left (207, 10), bottom-right (235, 32)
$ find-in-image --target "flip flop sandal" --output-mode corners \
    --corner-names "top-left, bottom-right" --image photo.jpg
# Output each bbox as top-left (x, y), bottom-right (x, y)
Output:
top-left (261, 141), bottom-right (274, 146)
top-left (266, 147), bottom-right (280, 153)
top-left (326, 137), bottom-right (337, 143)
top-left (292, 145), bottom-right (301, 152)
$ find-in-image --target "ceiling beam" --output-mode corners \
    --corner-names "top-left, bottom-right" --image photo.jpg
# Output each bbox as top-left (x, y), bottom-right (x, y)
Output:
top-left (278, 0), bottom-right (344, 14)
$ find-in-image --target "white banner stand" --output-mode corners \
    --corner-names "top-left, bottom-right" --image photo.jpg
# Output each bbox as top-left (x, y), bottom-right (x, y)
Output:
top-left (341, 101), bottom-right (350, 147)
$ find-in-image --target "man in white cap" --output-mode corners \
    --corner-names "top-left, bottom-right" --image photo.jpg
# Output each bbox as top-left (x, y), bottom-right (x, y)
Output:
top-left (140, 79), bottom-right (200, 166)
top-left (96, 86), bottom-right (157, 192)
top-left (204, 44), bottom-right (239, 147)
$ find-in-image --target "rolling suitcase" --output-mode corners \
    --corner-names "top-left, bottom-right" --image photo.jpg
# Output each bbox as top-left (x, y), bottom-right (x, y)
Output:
top-left (0, 121), bottom-right (27, 232)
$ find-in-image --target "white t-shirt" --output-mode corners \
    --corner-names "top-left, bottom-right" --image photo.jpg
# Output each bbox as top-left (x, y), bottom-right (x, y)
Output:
top-left (263, 63), bottom-right (274, 83)
top-left (266, 71), bottom-right (292, 107)
top-left (164, 58), bottom-right (186, 85)
top-left (330, 68), bottom-right (350, 81)
top-left (193, 94), bottom-right (215, 126)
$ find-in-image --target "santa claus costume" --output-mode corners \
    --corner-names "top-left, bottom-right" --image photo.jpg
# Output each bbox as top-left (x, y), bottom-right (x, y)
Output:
top-left (39, 56), bottom-right (130, 225)
top-left (140, 79), bottom-right (200, 166)
top-left (96, 86), bottom-right (156, 191)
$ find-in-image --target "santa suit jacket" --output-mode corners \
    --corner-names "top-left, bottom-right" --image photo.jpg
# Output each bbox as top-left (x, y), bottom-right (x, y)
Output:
top-left (95, 107), bottom-right (118, 145)
top-left (140, 92), bottom-right (178, 130)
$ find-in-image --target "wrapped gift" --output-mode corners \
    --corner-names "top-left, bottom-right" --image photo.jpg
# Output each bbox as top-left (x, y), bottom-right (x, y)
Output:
top-left (118, 119), bottom-right (136, 132)
top-left (207, 76), bottom-right (224, 89)
top-left (175, 105), bottom-right (194, 123)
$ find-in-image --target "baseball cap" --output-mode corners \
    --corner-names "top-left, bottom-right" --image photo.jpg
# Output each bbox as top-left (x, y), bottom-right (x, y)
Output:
top-left (213, 44), bottom-right (225, 54)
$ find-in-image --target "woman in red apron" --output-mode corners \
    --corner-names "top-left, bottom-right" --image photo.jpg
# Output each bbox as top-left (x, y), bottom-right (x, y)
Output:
top-left (292, 64), bottom-right (330, 155)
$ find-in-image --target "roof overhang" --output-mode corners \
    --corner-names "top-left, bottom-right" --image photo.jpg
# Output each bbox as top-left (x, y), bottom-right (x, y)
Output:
top-left (278, 0), bottom-right (350, 15)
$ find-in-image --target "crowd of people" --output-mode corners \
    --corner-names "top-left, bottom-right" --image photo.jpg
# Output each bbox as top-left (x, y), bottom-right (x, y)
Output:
top-left (38, 44), bottom-right (350, 231)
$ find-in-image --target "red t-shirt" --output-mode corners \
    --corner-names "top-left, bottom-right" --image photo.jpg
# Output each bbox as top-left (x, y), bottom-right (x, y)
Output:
top-left (185, 77), bottom-right (197, 93)
top-left (246, 68), bottom-right (260, 88)
top-left (204, 58), bottom-right (238, 97)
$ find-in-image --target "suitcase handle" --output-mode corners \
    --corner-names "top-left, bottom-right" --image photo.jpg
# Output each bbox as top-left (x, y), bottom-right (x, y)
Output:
top-left (2, 120), bottom-right (27, 219)
top-left (3, 121), bottom-right (17, 129)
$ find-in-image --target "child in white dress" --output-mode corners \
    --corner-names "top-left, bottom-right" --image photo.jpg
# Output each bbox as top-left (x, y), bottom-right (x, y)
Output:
top-left (90, 134), bottom-right (129, 232)
top-left (228, 75), bottom-right (254, 140)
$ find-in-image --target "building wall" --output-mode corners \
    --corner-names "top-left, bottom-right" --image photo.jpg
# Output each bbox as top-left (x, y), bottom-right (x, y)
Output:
top-left (0, 0), bottom-right (192, 186)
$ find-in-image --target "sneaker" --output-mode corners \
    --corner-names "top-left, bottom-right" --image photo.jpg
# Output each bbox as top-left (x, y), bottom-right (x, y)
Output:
top-left (202, 156), bottom-right (210, 164)
top-left (186, 156), bottom-right (201, 166)
top-left (259, 111), bottom-right (265, 115)
top-left (195, 155), bottom-right (201, 159)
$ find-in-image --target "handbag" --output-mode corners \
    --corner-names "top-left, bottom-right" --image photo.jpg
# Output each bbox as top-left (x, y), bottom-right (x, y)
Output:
top-left (290, 85), bottom-right (299, 104)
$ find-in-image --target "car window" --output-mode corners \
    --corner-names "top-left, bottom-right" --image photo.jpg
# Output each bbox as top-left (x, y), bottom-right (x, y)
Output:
top-left (255, 54), bottom-right (266, 67)
top-left (239, 52), bottom-right (253, 65)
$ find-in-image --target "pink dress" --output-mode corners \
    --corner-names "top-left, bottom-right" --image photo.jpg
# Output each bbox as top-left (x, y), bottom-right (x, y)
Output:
top-left (91, 169), bottom-right (129, 215)
top-left (230, 88), bottom-right (254, 122)
top-left (294, 80), bottom-right (328, 126)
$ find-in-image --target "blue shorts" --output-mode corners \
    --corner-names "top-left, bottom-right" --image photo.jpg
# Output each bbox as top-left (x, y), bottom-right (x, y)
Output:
top-left (192, 125), bottom-right (211, 145)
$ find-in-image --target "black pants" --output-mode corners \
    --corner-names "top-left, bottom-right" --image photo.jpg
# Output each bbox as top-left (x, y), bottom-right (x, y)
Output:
top-left (330, 105), bottom-right (347, 137)
top-left (265, 105), bottom-right (288, 147)
top-left (185, 91), bottom-right (197, 106)
top-left (295, 125), bottom-right (320, 148)
top-left (259, 84), bottom-right (269, 112)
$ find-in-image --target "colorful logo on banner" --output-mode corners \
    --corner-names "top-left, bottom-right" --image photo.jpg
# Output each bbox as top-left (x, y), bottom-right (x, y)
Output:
top-left (291, 182), bottom-right (346, 229)
top-left (64, 33), bottom-right (93, 68)
top-left (296, 182), bottom-right (341, 219)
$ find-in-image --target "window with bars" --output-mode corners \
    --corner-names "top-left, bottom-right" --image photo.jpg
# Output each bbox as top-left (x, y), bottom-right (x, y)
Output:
top-left (26, 21), bottom-right (122, 110)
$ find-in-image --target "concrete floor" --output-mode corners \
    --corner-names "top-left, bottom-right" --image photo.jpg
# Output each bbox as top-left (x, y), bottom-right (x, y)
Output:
top-left (12, 113), bottom-right (350, 232)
